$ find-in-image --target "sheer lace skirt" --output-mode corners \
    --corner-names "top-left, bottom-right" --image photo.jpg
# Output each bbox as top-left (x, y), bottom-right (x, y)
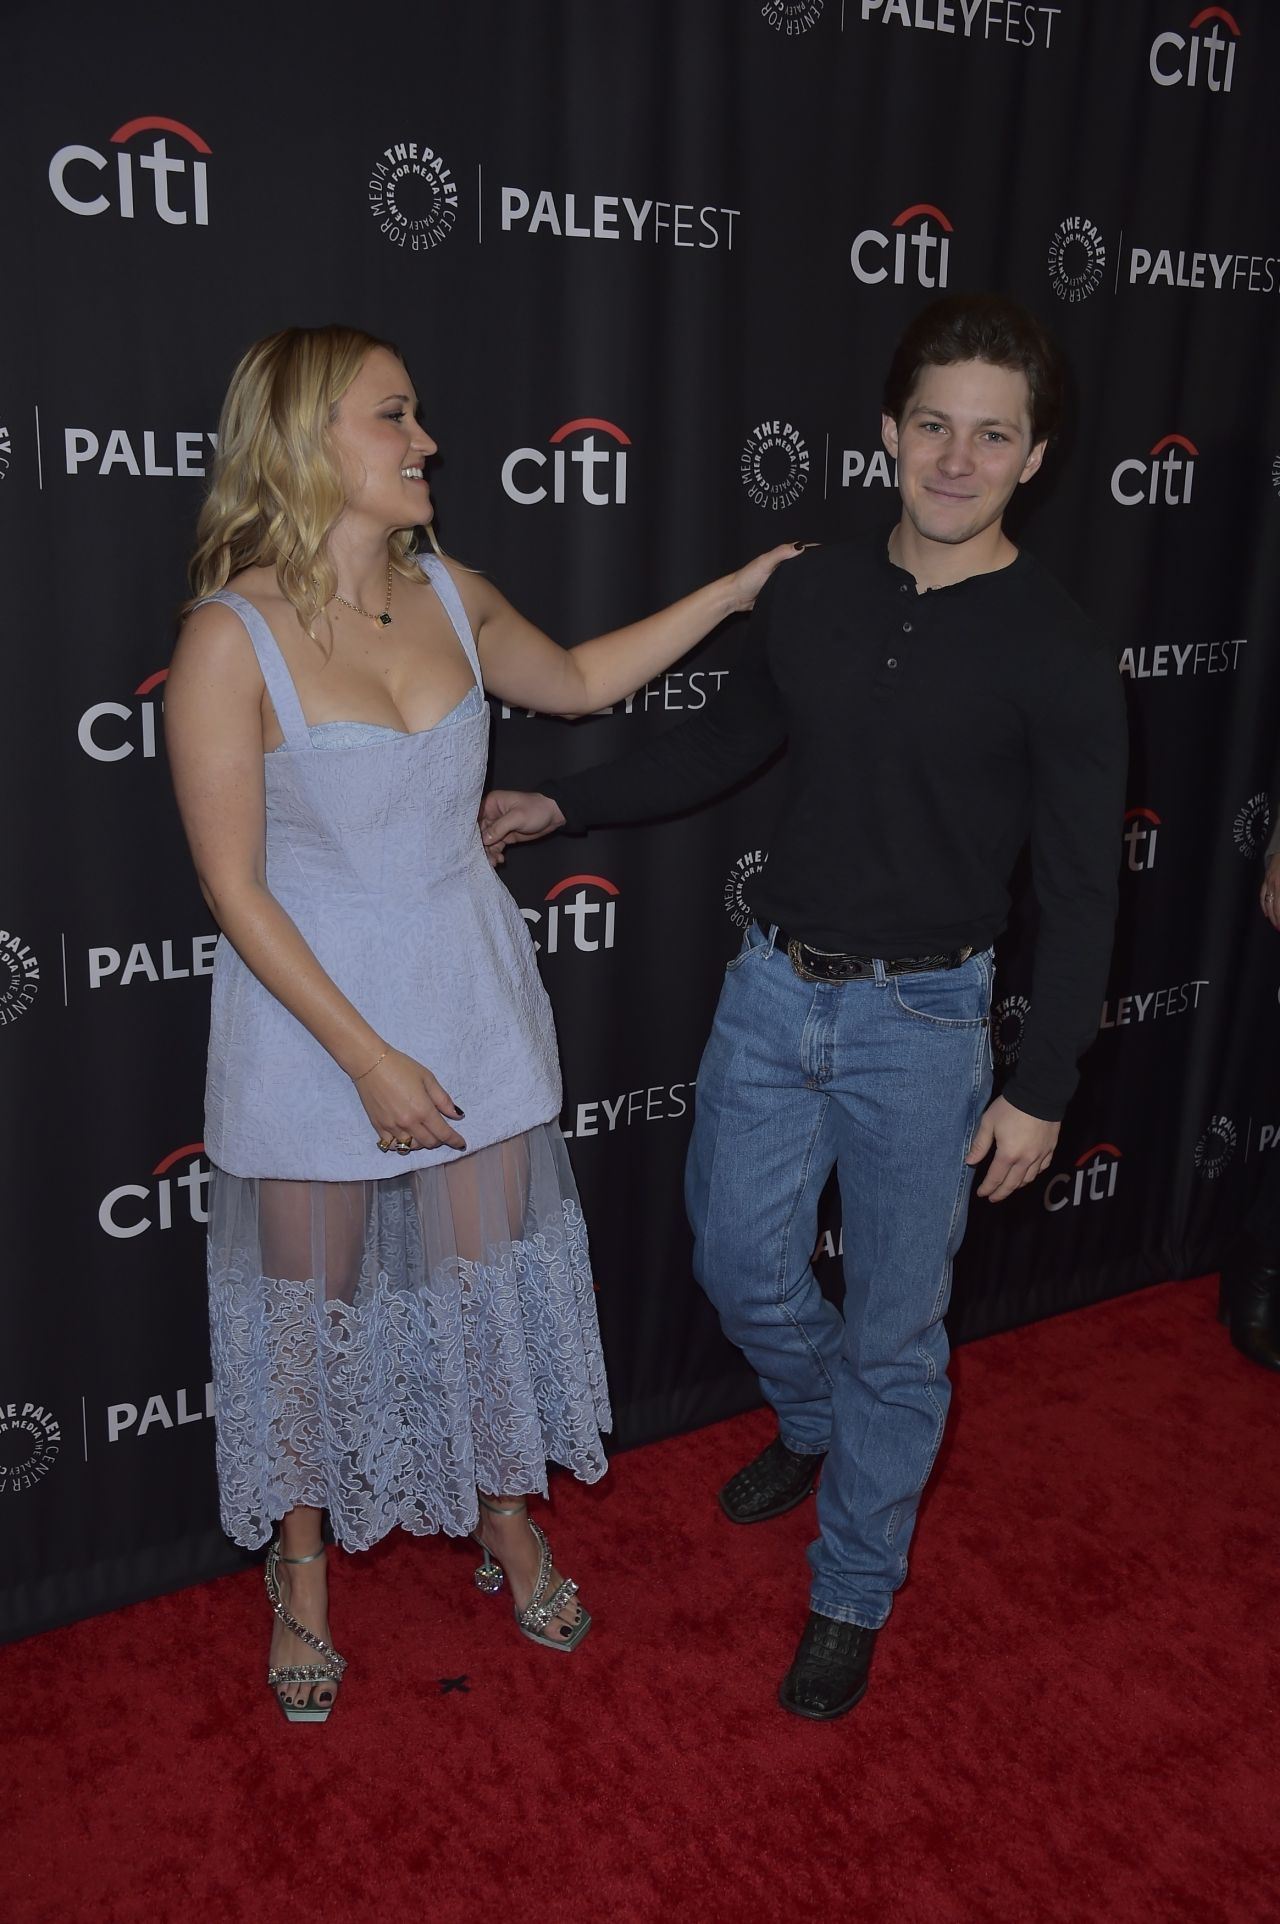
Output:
top-left (207, 1124), bottom-right (611, 1551)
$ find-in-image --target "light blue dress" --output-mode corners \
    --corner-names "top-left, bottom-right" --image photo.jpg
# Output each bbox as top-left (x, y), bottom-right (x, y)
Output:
top-left (196, 556), bottom-right (610, 1551)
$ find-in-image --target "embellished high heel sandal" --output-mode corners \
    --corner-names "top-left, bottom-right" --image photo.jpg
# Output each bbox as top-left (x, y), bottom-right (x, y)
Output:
top-left (471, 1496), bottom-right (592, 1653)
top-left (265, 1540), bottom-right (348, 1722)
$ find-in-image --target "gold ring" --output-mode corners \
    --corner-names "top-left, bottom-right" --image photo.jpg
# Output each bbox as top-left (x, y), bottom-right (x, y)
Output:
top-left (395, 1138), bottom-right (413, 1154)
top-left (376, 1139), bottom-right (392, 1153)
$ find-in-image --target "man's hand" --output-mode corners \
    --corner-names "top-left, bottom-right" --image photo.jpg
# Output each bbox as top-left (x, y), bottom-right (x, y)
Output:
top-left (479, 789), bottom-right (566, 866)
top-left (1262, 852), bottom-right (1280, 932)
top-left (966, 1095), bottom-right (1059, 1202)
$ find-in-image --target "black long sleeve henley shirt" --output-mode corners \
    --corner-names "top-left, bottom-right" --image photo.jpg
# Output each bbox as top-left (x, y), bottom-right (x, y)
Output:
top-left (544, 536), bottom-right (1128, 1122)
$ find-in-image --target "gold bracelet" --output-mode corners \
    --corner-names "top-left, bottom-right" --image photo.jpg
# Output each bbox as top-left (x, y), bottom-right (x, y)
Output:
top-left (352, 1045), bottom-right (389, 1082)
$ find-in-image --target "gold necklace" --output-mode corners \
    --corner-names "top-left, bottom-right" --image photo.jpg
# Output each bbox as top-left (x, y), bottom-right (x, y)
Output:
top-left (331, 559), bottom-right (394, 627)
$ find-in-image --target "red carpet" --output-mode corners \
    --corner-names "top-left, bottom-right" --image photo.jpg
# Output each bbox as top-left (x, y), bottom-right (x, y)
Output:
top-left (4, 1274), bottom-right (1278, 1924)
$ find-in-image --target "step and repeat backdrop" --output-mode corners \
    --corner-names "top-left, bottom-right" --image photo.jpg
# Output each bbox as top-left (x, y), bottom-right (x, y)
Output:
top-left (2, 0), bottom-right (1278, 1639)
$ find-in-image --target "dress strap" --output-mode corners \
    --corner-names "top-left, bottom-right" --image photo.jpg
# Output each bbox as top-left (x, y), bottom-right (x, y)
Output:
top-left (417, 553), bottom-right (484, 692)
top-left (196, 589), bottom-right (312, 748)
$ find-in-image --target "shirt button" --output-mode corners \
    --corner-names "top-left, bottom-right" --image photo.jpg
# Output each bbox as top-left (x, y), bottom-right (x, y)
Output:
top-left (899, 583), bottom-right (910, 594)
top-left (902, 621), bottom-right (913, 633)
top-left (887, 657), bottom-right (898, 669)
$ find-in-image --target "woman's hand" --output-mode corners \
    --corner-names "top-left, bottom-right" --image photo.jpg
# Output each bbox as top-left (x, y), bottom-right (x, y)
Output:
top-left (479, 790), bottom-right (566, 865)
top-left (723, 541), bottom-right (815, 615)
top-left (1262, 852), bottom-right (1280, 932)
top-left (353, 1047), bottom-right (467, 1152)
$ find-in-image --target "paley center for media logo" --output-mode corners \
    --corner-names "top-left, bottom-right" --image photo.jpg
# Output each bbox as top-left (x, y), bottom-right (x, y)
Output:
top-left (1195, 1113), bottom-right (1237, 1178)
top-left (1047, 215), bottom-right (1108, 303)
top-left (502, 418), bottom-right (630, 507)
top-left (79, 666), bottom-right (167, 761)
top-left (521, 875), bottom-right (619, 955)
top-left (1111, 433), bottom-right (1197, 507)
top-left (50, 115), bottom-right (211, 226)
top-left (99, 1140), bottom-right (210, 1240)
top-left (0, 419), bottom-right (10, 481)
top-left (1233, 791), bottom-right (1271, 861)
top-left (1150, 6), bottom-right (1240, 91)
top-left (740, 421), bottom-right (810, 511)
top-left (760, 0), bottom-right (824, 34)
top-left (724, 850), bottom-right (769, 930)
top-left (0, 926), bottom-right (40, 1028)
top-left (0, 1399), bottom-right (61, 1495)
top-left (991, 992), bottom-right (1031, 1067)
top-left (852, 203), bottom-right (952, 289)
top-left (368, 139), bottom-right (457, 251)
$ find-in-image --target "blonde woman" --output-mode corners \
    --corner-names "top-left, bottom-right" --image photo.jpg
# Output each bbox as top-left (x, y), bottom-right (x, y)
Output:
top-left (166, 325), bottom-right (796, 1720)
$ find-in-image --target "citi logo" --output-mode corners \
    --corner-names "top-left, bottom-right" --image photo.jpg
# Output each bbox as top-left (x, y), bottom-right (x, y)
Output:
top-left (99, 1140), bottom-right (210, 1241)
top-left (521, 875), bottom-right (618, 955)
top-left (502, 419), bottom-right (629, 507)
top-left (1123, 806), bottom-right (1160, 871)
top-left (1150, 7), bottom-right (1239, 91)
top-left (851, 204), bottom-right (952, 289)
top-left (87, 935), bottom-right (218, 990)
top-left (1044, 1143), bottom-right (1121, 1213)
top-left (50, 115), bottom-right (211, 225)
top-left (65, 425), bottom-right (217, 478)
top-left (841, 448), bottom-right (898, 490)
top-left (1111, 434), bottom-right (1197, 507)
top-left (78, 668), bottom-right (166, 762)
top-left (107, 1381), bottom-right (213, 1443)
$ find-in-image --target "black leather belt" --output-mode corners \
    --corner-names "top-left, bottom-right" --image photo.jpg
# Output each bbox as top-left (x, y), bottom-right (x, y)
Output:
top-left (774, 925), bottom-right (974, 984)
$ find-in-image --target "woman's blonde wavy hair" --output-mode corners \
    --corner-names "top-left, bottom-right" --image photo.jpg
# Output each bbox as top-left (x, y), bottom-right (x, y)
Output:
top-left (184, 325), bottom-right (436, 635)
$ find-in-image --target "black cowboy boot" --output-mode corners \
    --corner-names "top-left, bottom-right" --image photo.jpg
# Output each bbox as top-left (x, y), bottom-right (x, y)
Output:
top-left (1218, 1245), bottom-right (1280, 1373)
top-left (719, 1435), bottom-right (825, 1524)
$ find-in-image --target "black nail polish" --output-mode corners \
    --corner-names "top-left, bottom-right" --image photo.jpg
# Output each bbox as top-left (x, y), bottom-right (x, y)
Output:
top-left (792, 541), bottom-right (804, 551)
top-left (454, 1107), bottom-right (465, 1118)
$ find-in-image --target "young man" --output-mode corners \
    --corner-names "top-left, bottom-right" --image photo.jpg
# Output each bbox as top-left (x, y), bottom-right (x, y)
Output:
top-left (482, 294), bottom-right (1128, 1719)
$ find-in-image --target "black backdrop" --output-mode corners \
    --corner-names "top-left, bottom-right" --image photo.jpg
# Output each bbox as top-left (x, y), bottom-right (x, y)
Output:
top-left (3, 0), bottom-right (1278, 1642)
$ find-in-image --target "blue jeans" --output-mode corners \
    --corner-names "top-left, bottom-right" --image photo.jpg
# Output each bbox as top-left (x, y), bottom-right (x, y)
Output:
top-left (686, 923), bottom-right (993, 1630)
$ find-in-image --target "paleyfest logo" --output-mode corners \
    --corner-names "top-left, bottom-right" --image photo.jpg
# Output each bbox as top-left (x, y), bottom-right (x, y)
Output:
top-left (49, 115), bottom-right (211, 226)
top-left (1047, 214), bottom-right (1108, 303)
top-left (368, 140), bottom-right (457, 252)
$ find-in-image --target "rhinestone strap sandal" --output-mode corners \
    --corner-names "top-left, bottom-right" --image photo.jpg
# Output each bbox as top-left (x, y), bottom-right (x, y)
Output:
top-left (471, 1496), bottom-right (592, 1653)
top-left (265, 1540), bottom-right (348, 1722)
